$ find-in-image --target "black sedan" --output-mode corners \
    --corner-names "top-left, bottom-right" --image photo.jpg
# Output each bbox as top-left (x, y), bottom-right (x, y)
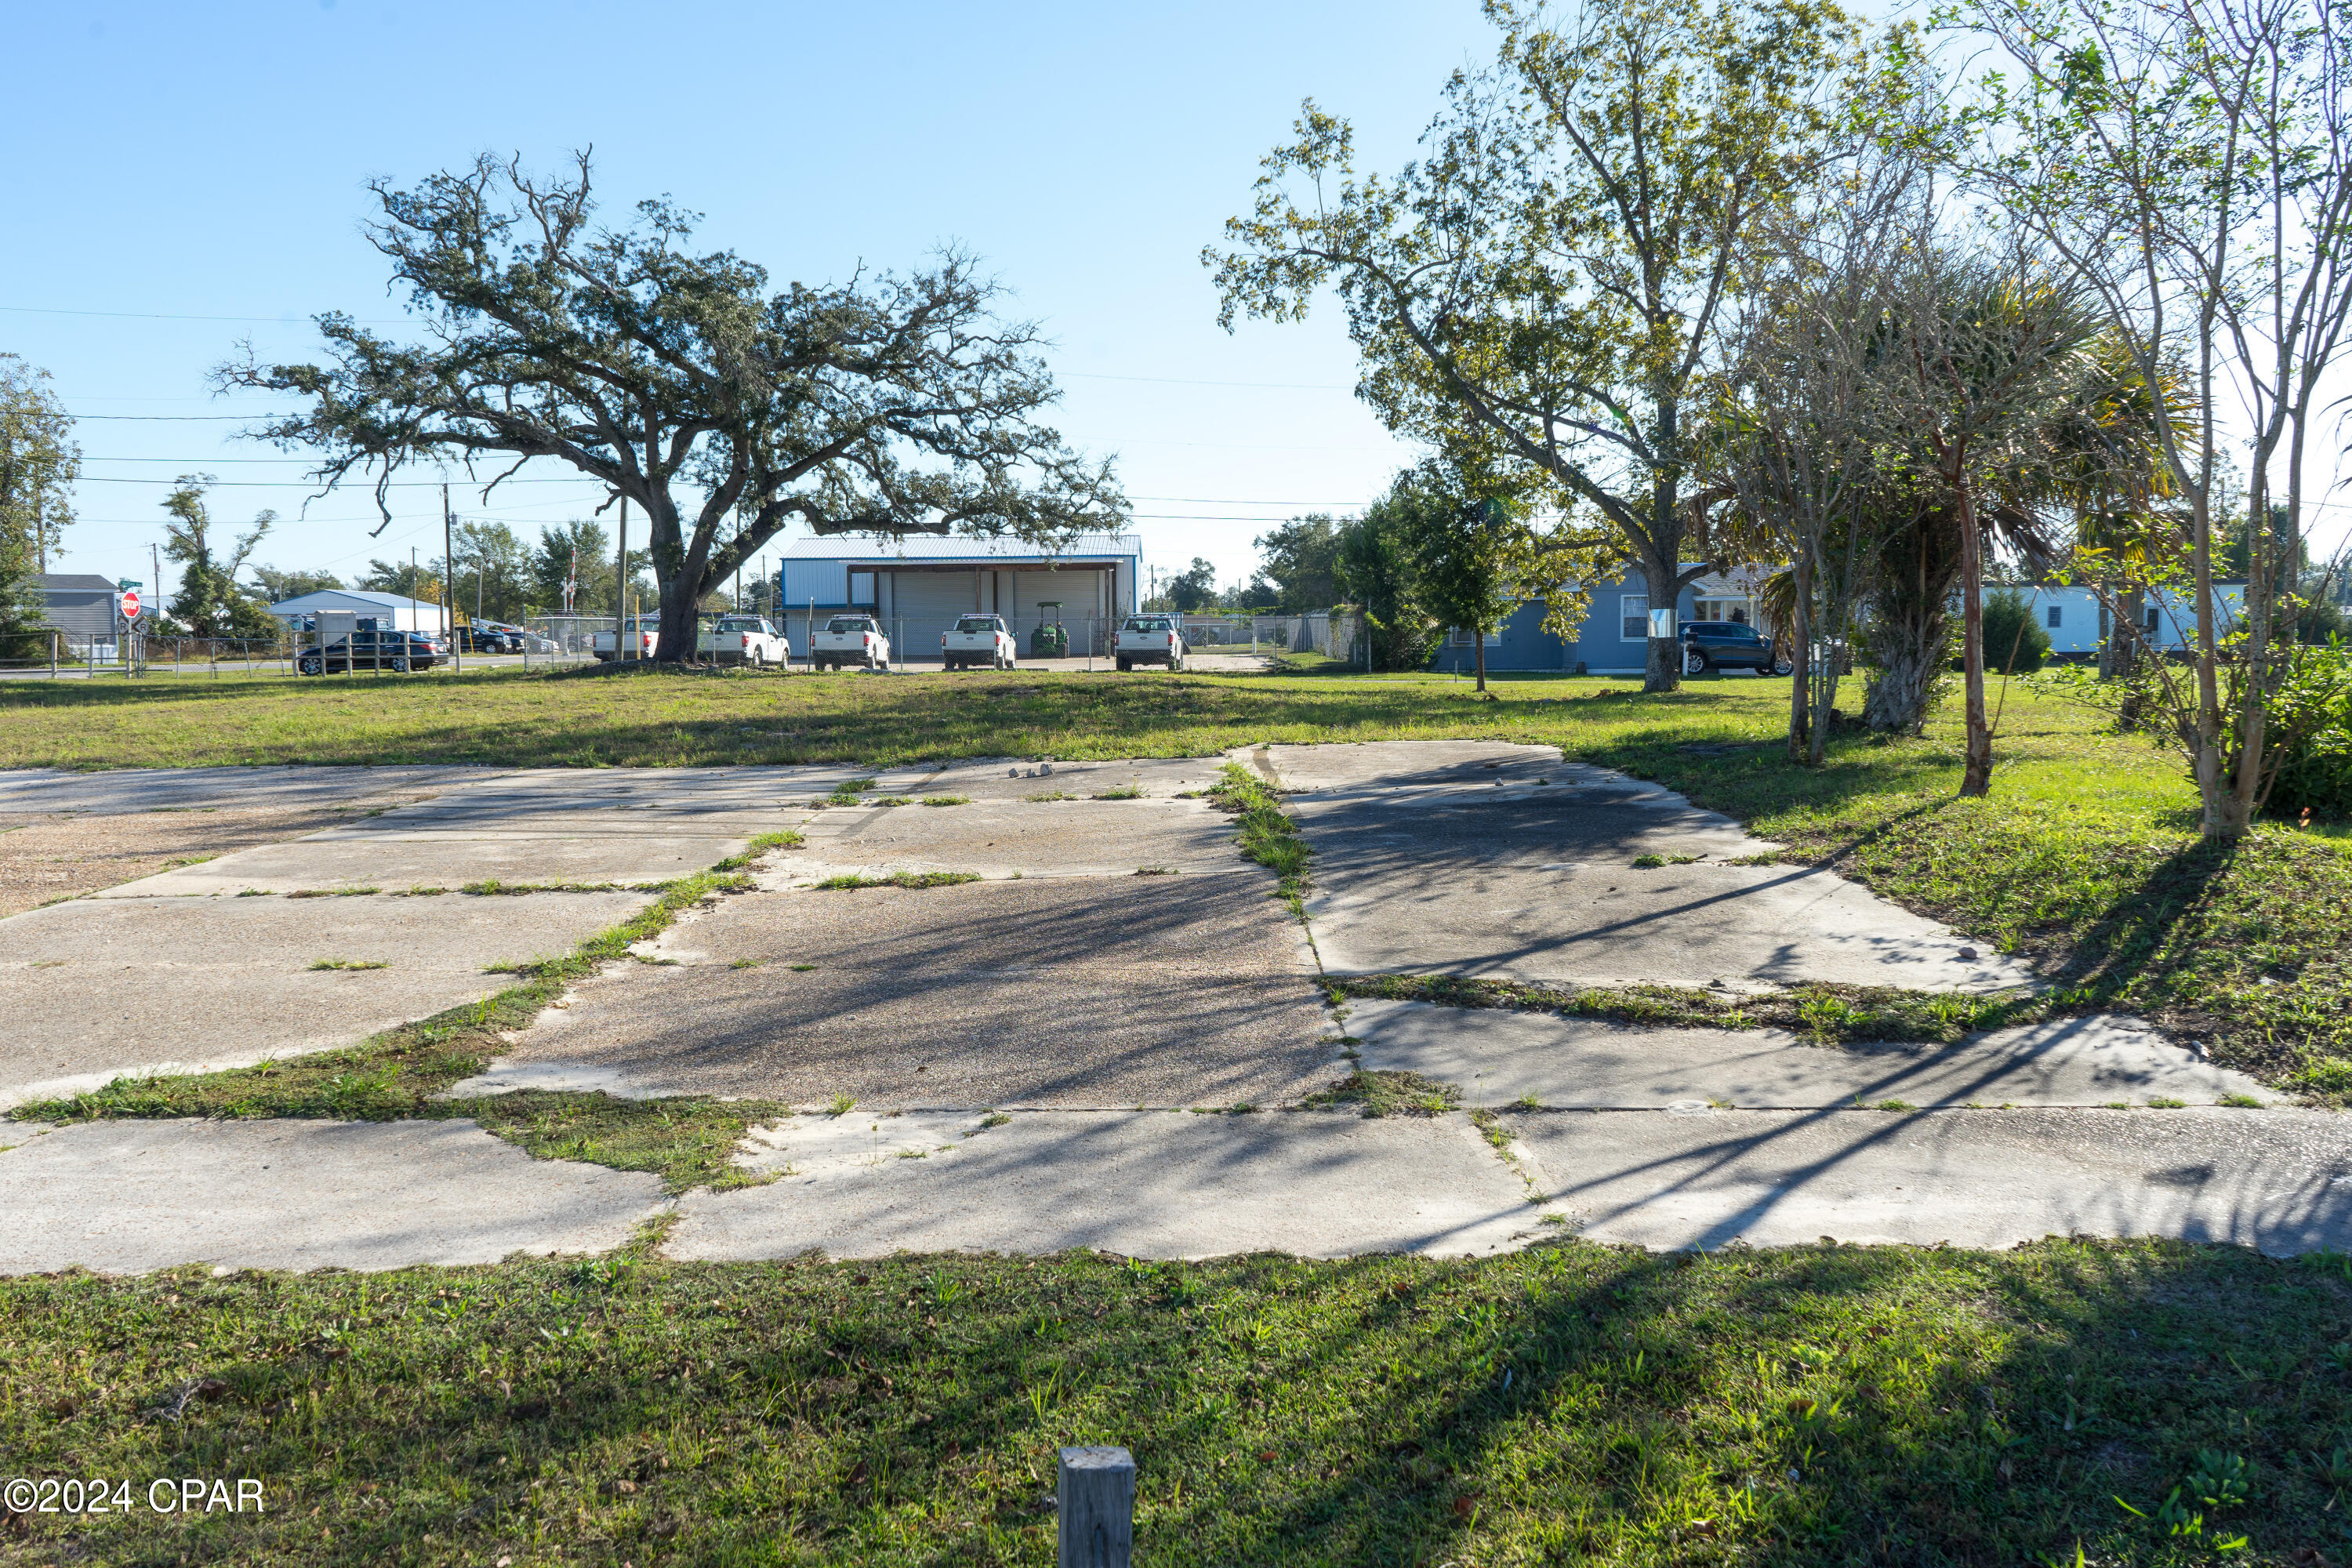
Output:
top-left (297, 629), bottom-right (450, 674)
top-left (1679, 620), bottom-right (1792, 676)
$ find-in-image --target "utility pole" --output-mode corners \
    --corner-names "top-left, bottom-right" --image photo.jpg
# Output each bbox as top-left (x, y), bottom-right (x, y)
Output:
top-left (615, 495), bottom-right (629, 660)
top-left (443, 483), bottom-right (460, 674)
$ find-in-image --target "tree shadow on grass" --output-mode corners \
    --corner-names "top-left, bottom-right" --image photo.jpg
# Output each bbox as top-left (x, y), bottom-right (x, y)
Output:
top-left (15, 1240), bottom-right (2351, 1566)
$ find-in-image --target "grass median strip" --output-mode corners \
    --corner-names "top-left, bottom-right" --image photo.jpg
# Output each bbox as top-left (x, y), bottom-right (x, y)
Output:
top-left (9, 862), bottom-right (794, 1192)
top-left (5, 1240), bottom-right (2343, 1565)
top-left (1330, 974), bottom-right (2049, 1047)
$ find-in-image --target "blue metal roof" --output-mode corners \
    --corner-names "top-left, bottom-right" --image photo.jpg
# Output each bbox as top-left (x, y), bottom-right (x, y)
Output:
top-left (776, 532), bottom-right (1139, 564)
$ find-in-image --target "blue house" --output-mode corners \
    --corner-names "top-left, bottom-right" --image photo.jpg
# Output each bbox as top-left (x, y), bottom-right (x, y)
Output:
top-left (1426, 568), bottom-right (1766, 675)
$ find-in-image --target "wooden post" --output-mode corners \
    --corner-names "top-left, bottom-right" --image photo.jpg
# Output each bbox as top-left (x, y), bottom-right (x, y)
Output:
top-left (1057, 1446), bottom-right (1133, 1568)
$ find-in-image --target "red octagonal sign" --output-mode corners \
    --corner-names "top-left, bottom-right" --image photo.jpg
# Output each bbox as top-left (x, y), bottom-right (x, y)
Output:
top-left (119, 590), bottom-right (140, 619)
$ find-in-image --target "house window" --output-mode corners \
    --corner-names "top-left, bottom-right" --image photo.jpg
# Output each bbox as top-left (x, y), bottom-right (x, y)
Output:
top-left (2145, 606), bottom-right (2161, 631)
top-left (1449, 626), bottom-right (1483, 647)
top-left (2047, 604), bottom-right (2063, 629)
top-left (1620, 593), bottom-right (1649, 641)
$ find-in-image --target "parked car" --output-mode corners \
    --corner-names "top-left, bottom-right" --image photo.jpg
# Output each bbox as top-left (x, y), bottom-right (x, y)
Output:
top-left (1115, 614), bottom-right (1188, 672)
top-left (297, 628), bottom-right (449, 675)
top-left (1678, 620), bottom-right (1792, 677)
top-left (698, 615), bottom-right (791, 666)
top-left (454, 625), bottom-right (521, 654)
top-left (942, 614), bottom-right (1017, 670)
top-left (812, 614), bottom-right (892, 671)
top-left (590, 618), bottom-right (660, 661)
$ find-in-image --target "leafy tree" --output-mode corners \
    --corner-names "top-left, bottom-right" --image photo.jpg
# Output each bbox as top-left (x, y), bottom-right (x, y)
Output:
top-left (1962, 0), bottom-right (2352, 838)
top-left (158, 477), bottom-right (280, 640)
top-left (1336, 499), bottom-right (1438, 670)
top-left (1250, 515), bottom-right (1345, 612)
top-left (245, 565), bottom-right (346, 602)
top-left (1385, 463), bottom-right (1543, 693)
top-left (0, 354), bottom-right (78, 575)
top-left (0, 527), bottom-right (40, 661)
top-left (1210, 0), bottom-right (1899, 691)
top-left (222, 154), bottom-right (1125, 666)
top-left (450, 520), bottom-right (529, 622)
top-left (1166, 557), bottom-right (1219, 613)
top-left (528, 520), bottom-right (615, 615)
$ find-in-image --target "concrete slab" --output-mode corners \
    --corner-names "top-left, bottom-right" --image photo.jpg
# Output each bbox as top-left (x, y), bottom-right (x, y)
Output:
top-left (100, 833), bottom-right (750, 896)
top-left (0, 891), bottom-right (651, 1105)
top-left (1506, 1105), bottom-right (2352, 1254)
top-left (911, 756), bottom-right (1229, 804)
top-left (0, 1119), bottom-right (663, 1273)
top-left (667, 1109), bottom-right (1535, 1260)
top-left (0, 765), bottom-right (488, 815)
top-left (782, 797), bottom-right (1239, 880)
top-left (1347, 1000), bottom-right (2271, 1108)
top-left (510, 964), bottom-right (1338, 1108)
top-left (1261, 740), bottom-right (1569, 793)
top-left (659, 869), bottom-right (1308, 972)
top-left (1294, 789), bottom-right (2031, 993)
top-left (486, 874), bottom-right (1335, 1107)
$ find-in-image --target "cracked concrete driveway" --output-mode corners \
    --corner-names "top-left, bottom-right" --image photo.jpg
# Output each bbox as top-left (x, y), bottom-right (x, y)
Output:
top-left (7, 742), bottom-right (2343, 1271)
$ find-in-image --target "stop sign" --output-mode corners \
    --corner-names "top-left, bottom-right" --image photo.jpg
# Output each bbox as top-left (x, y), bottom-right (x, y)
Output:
top-left (119, 590), bottom-right (140, 619)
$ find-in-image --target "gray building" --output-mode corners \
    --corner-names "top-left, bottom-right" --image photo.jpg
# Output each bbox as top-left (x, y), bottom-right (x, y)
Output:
top-left (774, 534), bottom-right (1142, 658)
top-left (34, 574), bottom-right (146, 638)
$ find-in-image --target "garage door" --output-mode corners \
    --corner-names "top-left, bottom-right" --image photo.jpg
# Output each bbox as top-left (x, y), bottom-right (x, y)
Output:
top-left (885, 571), bottom-right (982, 657)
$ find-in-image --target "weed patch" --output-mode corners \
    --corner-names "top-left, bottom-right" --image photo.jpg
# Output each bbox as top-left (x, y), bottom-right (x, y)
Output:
top-left (812, 871), bottom-right (983, 891)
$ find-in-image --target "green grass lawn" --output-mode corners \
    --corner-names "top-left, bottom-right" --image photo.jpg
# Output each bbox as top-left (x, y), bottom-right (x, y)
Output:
top-left (6, 663), bottom-right (2347, 1094)
top-left (5, 1242), bottom-right (2346, 1566)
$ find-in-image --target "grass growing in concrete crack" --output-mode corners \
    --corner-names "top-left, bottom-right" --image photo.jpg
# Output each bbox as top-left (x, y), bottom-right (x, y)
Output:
top-left (1210, 761), bottom-right (1310, 909)
top-left (1302, 1069), bottom-right (1461, 1118)
top-left (812, 871), bottom-right (982, 891)
top-left (9, 866), bottom-right (793, 1192)
top-left (8, 1240), bottom-right (2347, 1566)
top-left (1330, 974), bottom-right (2045, 1046)
top-left (307, 957), bottom-right (389, 971)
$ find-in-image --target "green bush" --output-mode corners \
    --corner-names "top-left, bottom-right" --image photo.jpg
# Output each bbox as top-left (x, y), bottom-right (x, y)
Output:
top-left (1977, 589), bottom-right (2052, 674)
top-left (2259, 644), bottom-right (2352, 820)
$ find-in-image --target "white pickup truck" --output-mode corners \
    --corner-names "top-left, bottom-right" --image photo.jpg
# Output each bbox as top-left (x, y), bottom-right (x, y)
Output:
top-left (1114, 614), bottom-right (1189, 672)
top-left (590, 617), bottom-right (659, 661)
top-left (699, 615), bottom-right (791, 667)
top-left (811, 613), bottom-right (893, 672)
top-left (942, 614), bottom-right (1017, 670)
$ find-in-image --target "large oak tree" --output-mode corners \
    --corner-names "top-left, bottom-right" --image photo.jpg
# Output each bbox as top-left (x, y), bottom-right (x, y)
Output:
top-left (221, 154), bottom-right (1127, 663)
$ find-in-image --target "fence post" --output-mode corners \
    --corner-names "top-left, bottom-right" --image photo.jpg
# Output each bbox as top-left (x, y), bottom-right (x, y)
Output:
top-left (49, 630), bottom-right (56, 681)
top-left (1056, 1446), bottom-right (1133, 1568)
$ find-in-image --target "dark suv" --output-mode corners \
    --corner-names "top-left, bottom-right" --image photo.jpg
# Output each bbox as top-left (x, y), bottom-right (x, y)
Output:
top-left (298, 628), bottom-right (449, 675)
top-left (1679, 619), bottom-right (1791, 676)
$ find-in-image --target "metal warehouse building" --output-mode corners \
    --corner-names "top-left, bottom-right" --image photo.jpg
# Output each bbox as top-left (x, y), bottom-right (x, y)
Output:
top-left (775, 534), bottom-right (1142, 658)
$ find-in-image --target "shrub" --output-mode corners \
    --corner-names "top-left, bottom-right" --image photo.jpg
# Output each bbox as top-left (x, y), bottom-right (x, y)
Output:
top-left (1976, 589), bottom-right (2051, 674)
top-left (2259, 644), bottom-right (2352, 821)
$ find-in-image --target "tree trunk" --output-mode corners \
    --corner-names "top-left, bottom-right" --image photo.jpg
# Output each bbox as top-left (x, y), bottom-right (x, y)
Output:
top-left (1642, 552), bottom-right (1681, 693)
top-left (1472, 628), bottom-right (1488, 694)
top-left (1788, 554), bottom-right (1813, 761)
top-left (1957, 486), bottom-right (1991, 797)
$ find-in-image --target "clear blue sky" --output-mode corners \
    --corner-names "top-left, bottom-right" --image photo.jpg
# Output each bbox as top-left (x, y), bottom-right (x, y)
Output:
top-left (2, 0), bottom-right (1511, 601)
